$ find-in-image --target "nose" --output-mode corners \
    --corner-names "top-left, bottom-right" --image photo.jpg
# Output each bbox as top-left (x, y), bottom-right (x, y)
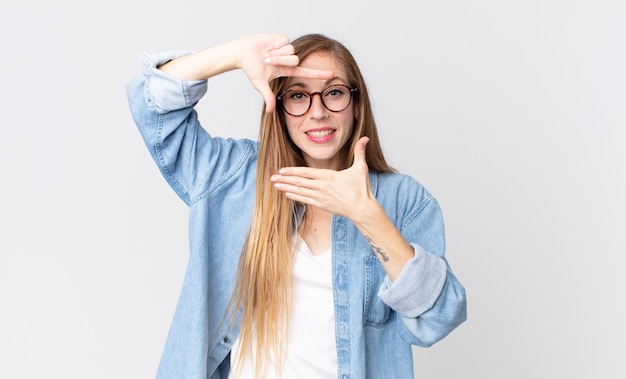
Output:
top-left (309, 92), bottom-right (327, 120)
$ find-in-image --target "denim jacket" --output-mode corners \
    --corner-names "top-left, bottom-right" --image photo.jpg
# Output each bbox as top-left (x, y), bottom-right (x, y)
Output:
top-left (126, 51), bottom-right (467, 379)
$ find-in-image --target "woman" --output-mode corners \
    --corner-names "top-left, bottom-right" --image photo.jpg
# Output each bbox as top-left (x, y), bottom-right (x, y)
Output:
top-left (126, 33), bottom-right (466, 379)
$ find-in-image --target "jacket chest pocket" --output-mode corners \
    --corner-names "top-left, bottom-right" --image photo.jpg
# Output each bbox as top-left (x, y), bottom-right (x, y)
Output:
top-left (363, 256), bottom-right (396, 327)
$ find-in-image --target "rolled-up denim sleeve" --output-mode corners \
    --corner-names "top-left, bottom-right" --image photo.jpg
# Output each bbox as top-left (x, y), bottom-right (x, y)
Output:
top-left (139, 51), bottom-right (207, 114)
top-left (377, 194), bottom-right (467, 347)
top-left (126, 51), bottom-right (256, 205)
top-left (378, 243), bottom-right (447, 318)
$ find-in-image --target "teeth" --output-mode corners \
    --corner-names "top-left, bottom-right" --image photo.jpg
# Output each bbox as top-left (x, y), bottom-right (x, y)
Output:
top-left (307, 130), bottom-right (333, 138)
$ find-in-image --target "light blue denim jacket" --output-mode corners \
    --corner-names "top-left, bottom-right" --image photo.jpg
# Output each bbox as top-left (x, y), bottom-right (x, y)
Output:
top-left (126, 51), bottom-right (467, 379)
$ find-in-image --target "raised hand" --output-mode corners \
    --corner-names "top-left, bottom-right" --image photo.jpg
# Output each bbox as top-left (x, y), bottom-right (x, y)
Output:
top-left (270, 136), bottom-right (375, 222)
top-left (238, 34), bottom-right (334, 112)
top-left (157, 33), bottom-right (334, 113)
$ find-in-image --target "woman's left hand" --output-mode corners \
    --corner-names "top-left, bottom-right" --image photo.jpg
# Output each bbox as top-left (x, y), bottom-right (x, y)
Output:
top-left (271, 136), bottom-right (375, 223)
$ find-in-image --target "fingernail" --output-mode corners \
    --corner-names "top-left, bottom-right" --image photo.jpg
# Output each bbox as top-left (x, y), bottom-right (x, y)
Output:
top-left (265, 57), bottom-right (271, 64)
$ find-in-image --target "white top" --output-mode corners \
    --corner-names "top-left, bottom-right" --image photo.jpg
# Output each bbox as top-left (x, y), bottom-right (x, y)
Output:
top-left (229, 240), bottom-right (337, 379)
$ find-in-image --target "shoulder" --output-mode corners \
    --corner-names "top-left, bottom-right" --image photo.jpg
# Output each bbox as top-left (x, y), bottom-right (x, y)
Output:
top-left (371, 171), bottom-right (433, 201)
top-left (370, 171), bottom-right (439, 222)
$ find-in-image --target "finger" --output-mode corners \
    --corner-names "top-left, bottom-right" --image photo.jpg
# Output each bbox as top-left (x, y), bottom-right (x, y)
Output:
top-left (273, 181), bottom-right (306, 194)
top-left (265, 97), bottom-right (277, 113)
top-left (273, 181), bottom-right (318, 204)
top-left (252, 80), bottom-right (277, 113)
top-left (353, 136), bottom-right (370, 167)
top-left (271, 173), bottom-right (314, 189)
top-left (282, 190), bottom-right (314, 205)
top-left (268, 34), bottom-right (291, 51)
top-left (290, 66), bottom-right (334, 80)
top-left (266, 43), bottom-right (295, 58)
top-left (277, 166), bottom-right (326, 180)
top-left (275, 69), bottom-right (334, 85)
top-left (265, 55), bottom-right (300, 68)
top-left (264, 94), bottom-right (277, 113)
top-left (265, 61), bottom-right (333, 84)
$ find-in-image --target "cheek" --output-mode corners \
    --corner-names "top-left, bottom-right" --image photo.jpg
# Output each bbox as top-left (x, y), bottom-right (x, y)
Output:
top-left (340, 113), bottom-right (356, 135)
top-left (342, 104), bottom-right (356, 125)
top-left (284, 117), bottom-right (302, 142)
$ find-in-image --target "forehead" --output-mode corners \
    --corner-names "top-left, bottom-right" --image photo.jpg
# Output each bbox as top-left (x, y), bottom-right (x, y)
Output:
top-left (286, 52), bottom-right (348, 87)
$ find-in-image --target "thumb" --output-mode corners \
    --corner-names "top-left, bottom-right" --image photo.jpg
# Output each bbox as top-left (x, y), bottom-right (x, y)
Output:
top-left (262, 88), bottom-right (277, 113)
top-left (252, 79), bottom-right (277, 113)
top-left (264, 94), bottom-right (277, 113)
top-left (353, 136), bottom-right (370, 167)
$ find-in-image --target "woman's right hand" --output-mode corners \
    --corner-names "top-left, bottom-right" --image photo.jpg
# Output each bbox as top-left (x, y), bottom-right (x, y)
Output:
top-left (236, 33), bottom-right (333, 113)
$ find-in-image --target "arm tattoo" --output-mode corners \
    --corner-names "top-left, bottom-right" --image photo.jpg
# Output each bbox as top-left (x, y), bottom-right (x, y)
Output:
top-left (364, 235), bottom-right (390, 262)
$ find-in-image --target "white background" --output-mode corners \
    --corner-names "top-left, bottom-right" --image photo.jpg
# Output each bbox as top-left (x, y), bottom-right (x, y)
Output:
top-left (1, 0), bottom-right (625, 378)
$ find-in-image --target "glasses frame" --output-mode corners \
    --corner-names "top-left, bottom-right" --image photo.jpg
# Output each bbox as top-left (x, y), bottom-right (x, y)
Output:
top-left (277, 84), bottom-right (358, 117)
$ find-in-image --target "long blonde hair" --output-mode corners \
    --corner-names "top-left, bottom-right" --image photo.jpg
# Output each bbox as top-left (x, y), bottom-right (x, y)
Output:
top-left (229, 33), bottom-right (394, 377)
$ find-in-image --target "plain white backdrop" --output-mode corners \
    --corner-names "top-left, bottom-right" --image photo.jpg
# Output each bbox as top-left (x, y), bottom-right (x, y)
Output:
top-left (1, 0), bottom-right (625, 378)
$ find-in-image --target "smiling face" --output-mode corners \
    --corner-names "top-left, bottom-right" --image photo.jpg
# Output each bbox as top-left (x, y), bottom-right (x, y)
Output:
top-left (282, 52), bottom-right (356, 170)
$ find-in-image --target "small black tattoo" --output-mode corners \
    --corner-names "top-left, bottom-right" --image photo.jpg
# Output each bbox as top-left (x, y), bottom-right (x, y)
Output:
top-left (365, 236), bottom-right (390, 262)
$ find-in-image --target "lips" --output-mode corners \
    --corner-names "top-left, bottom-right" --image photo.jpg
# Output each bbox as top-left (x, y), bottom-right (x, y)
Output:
top-left (306, 128), bottom-right (335, 138)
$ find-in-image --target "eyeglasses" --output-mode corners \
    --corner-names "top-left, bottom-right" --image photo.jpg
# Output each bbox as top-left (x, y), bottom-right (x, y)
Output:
top-left (277, 84), bottom-right (358, 117)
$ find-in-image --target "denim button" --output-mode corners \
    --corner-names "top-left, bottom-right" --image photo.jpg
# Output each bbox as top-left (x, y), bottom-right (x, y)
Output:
top-left (335, 228), bottom-right (345, 239)
top-left (223, 336), bottom-right (230, 343)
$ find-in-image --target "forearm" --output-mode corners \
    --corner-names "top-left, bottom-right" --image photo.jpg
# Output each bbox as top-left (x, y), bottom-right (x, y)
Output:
top-left (158, 39), bottom-right (241, 80)
top-left (352, 200), bottom-right (415, 282)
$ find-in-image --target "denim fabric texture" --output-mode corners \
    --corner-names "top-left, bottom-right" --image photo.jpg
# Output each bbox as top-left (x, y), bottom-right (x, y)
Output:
top-left (126, 51), bottom-right (467, 379)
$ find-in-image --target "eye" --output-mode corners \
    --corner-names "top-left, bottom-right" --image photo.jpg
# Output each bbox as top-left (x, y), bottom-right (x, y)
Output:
top-left (324, 86), bottom-right (346, 99)
top-left (287, 90), bottom-right (309, 103)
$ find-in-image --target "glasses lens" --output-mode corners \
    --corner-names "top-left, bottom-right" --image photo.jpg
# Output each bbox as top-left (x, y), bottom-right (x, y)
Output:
top-left (322, 85), bottom-right (352, 112)
top-left (281, 90), bottom-right (310, 116)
